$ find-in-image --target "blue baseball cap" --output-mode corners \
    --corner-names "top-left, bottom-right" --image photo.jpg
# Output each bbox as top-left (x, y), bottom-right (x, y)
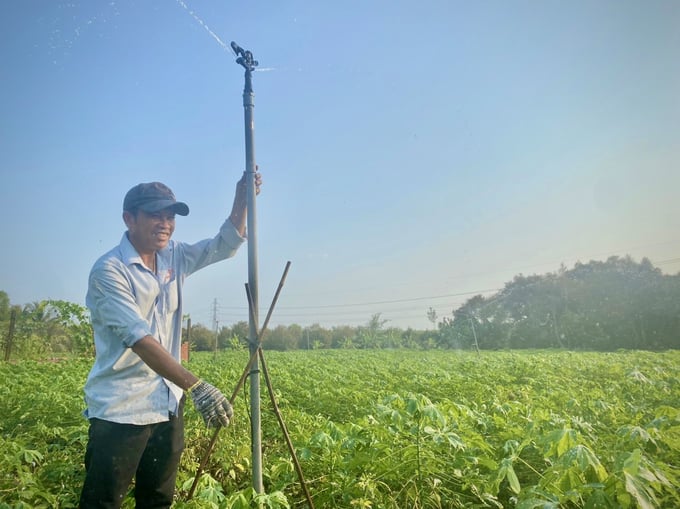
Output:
top-left (123, 182), bottom-right (189, 216)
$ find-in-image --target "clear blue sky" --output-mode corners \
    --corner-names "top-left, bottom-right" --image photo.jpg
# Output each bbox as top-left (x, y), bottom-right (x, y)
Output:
top-left (1, 1), bottom-right (679, 330)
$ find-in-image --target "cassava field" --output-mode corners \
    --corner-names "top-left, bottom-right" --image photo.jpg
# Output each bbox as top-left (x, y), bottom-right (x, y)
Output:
top-left (1, 349), bottom-right (678, 508)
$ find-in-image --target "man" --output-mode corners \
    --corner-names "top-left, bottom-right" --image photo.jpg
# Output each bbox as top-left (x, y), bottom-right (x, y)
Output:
top-left (80, 172), bottom-right (261, 508)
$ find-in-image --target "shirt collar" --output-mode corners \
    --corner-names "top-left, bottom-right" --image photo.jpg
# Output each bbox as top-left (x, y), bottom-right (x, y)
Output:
top-left (119, 232), bottom-right (173, 276)
top-left (119, 232), bottom-right (144, 267)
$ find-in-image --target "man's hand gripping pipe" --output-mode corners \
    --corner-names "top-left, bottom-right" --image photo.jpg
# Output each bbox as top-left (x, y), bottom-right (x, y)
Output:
top-left (186, 261), bottom-right (291, 500)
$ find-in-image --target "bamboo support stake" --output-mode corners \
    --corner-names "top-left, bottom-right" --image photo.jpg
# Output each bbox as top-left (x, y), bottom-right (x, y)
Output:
top-left (257, 347), bottom-right (316, 509)
top-left (187, 261), bottom-right (291, 500)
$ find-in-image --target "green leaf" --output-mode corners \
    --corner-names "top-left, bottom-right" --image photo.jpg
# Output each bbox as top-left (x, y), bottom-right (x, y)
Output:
top-left (498, 457), bottom-right (521, 494)
top-left (405, 395), bottom-right (420, 416)
top-left (623, 472), bottom-right (657, 509)
top-left (297, 447), bottom-right (313, 461)
top-left (422, 404), bottom-right (446, 426)
top-left (543, 428), bottom-right (578, 458)
top-left (21, 449), bottom-right (44, 466)
top-left (560, 445), bottom-right (608, 482)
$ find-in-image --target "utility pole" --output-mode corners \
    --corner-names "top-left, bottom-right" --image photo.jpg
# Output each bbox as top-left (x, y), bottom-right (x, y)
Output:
top-left (469, 317), bottom-right (480, 356)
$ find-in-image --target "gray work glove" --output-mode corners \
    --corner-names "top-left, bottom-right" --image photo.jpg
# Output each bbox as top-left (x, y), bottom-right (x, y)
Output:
top-left (189, 381), bottom-right (233, 428)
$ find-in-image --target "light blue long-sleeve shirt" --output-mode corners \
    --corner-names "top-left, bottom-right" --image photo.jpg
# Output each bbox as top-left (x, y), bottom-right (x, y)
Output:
top-left (83, 220), bottom-right (244, 424)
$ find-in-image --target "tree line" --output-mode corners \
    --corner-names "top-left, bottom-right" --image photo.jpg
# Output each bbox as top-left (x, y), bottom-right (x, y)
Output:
top-left (2, 256), bottom-right (679, 359)
top-left (0, 296), bottom-right (93, 359)
top-left (435, 256), bottom-right (679, 351)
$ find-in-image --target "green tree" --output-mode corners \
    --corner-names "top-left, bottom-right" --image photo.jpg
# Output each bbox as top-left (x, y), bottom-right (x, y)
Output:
top-left (188, 323), bottom-right (215, 351)
top-left (18, 301), bottom-right (63, 356)
top-left (46, 300), bottom-right (93, 355)
top-left (267, 324), bottom-right (301, 351)
top-left (356, 313), bottom-right (389, 348)
top-left (438, 256), bottom-right (680, 351)
top-left (564, 256), bottom-right (666, 350)
top-left (330, 325), bottom-right (356, 349)
top-left (231, 321), bottom-right (249, 343)
top-left (400, 327), bottom-right (424, 349)
top-left (307, 323), bottom-right (332, 349)
top-left (217, 325), bottom-right (244, 350)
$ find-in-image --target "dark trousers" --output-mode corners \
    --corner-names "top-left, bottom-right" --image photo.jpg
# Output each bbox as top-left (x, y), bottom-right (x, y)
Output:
top-left (79, 404), bottom-right (185, 509)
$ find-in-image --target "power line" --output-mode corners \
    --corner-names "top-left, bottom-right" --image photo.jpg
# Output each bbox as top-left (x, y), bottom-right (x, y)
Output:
top-left (273, 288), bottom-right (500, 309)
top-left (199, 288), bottom-right (502, 322)
top-left (655, 257), bottom-right (680, 266)
top-left (194, 252), bottom-right (677, 316)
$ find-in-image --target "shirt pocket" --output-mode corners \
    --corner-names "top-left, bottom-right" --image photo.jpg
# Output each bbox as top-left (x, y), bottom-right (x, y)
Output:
top-left (162, 272), bottom-right (179, 314)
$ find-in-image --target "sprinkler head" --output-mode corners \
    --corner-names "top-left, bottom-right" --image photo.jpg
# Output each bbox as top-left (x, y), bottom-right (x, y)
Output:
top-left (231, 41), bottom-right (244, 56)
top-left (231, 41), bottom-right (257, 71)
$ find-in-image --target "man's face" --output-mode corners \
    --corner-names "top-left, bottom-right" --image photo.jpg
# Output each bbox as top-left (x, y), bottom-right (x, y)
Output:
top-left (123, 209), bottom-right (176, 254)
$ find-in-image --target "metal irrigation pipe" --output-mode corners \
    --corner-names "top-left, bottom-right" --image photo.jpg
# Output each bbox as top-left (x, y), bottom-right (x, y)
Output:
top-left (236, 39), bottom-right (265, 494)
top-left (186, 261), bottom-right (291, 500)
